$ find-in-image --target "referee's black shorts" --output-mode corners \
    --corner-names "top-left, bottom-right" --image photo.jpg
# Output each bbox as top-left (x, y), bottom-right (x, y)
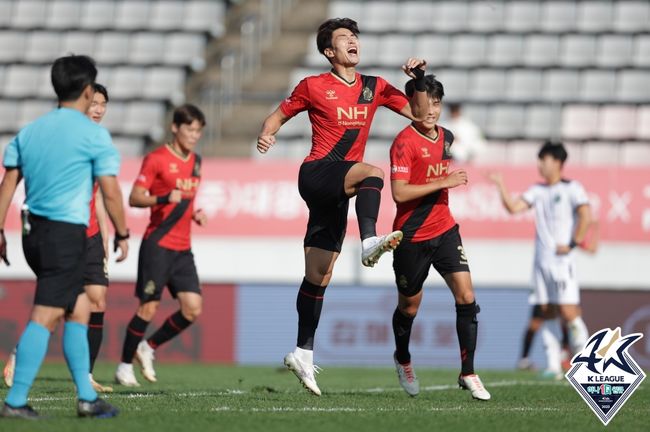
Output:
top-left (84, 232), bottom-right (109, 287)
top-left (23, 214), bottom-right (87, 312)
top-left (135, 237), bottom-right (201, 303)
top-left (298, 159), bottom-right (357, 253)
top-left (393, 224), bottom-right (470, 297)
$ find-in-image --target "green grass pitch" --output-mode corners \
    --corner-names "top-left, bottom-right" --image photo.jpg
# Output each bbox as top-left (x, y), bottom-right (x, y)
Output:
top-left (1, 363), bottom-right (648, 431)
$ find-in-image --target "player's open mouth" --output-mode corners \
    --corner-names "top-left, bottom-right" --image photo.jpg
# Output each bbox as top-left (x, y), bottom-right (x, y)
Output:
top-left (347, 48), bottom-right (358, 55)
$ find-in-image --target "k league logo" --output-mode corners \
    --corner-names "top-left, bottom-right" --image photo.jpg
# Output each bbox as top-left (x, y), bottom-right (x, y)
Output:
top-left (566, 327), bottom-right (646, 426)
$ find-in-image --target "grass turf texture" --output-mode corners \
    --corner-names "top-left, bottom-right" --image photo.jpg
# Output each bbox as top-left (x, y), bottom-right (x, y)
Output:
top-left (1, 363), bottom-right (648, 431)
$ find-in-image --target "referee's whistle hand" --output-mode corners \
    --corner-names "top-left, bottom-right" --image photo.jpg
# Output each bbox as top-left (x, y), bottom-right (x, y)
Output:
top-left (257, 135), bottom-right (275, 154)
top-left (114, 239), bottom-right (129, 262)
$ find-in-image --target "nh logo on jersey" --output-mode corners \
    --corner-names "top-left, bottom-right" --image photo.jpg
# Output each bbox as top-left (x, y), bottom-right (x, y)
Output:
top-left (337, 106), bottom-right (368, 120)
top-left (566, 327), bottom-right (645, 426)
top-left (426, 162), bottom-right (449, 178)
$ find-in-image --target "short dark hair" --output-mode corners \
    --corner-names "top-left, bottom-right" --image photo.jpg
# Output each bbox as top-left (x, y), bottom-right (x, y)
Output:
top-left (405, 74), bottom-right (445, 100)
top-left (93, 82), bottom-right (109, 102)
top-left (316, 18), bottom-right (359, 55)
top-left (538, 140), bottom-right (568, 164)
top-left (51, 55), bottom-right (97, 102)
top-left (173, 104), bottom-right (206, 127)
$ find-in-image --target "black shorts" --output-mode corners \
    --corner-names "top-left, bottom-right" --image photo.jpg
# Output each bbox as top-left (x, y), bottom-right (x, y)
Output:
top-left (135, 238), bottom-right (201, 303)
top-left (393, 224), bottom-right (470, 297)
top-left (298, 159), bottom-right (357, 252)
top-left (22, 215), bottom-right (86, 312)
top-left (84, 232), bottom-right (109, 287)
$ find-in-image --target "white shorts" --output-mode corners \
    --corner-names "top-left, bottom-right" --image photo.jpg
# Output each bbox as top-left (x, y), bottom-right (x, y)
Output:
top-left (529, 258), bottom-right (580, 305)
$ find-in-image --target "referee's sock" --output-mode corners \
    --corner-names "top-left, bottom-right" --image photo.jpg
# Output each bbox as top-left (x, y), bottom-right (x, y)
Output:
top-left (5, 322), bottom-right (49, 408)
top-left (393, 308), bottom-right (415, 364)
top-left (456, 302), bottom-right (479, 376)
top-left (63, 321), bottom-right (97, 402)
top-left (296, 278), bottom-right (327, 350)
top-left (88, 312), bottom-right (104, 373)
top-left (147, 311), bottom-right (193, 349)
top-left (121, 315), bottom-right (149, 363)
top-left (356, 176), bottom-right (384, 240)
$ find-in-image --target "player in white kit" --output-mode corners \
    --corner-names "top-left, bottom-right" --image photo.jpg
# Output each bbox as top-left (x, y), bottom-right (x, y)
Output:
top-left (489, 141), bottom-right (592, 379)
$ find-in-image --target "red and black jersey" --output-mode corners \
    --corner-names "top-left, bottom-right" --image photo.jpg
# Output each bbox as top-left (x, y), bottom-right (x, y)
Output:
top-left (134, 145), bottom-right (201, 251)
top-left (280, 71), bottom-right (409, 162)
top-left (86, 182), bottom-right (100, 238)
top-left (390, 124), bottom-right (457, 242)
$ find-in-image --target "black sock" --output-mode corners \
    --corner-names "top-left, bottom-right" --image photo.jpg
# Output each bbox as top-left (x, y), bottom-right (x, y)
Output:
top-left (393, 308), bottom-right (415, 364)
top-left (296, 278), bottom-right (327, 350)
top-left (456, 302), bottom-right (479, 376)
top-left (88, 312), bottom-right (104, 373)
top-left (355, 176), bottom-right (383, 240)
top-left (521, 328), bottom-right (536, 359)
top-left (121, 315), bottom-right (149, 363)
top-left (561, 323), bottom-right (570, 351)
top-left (148, 310), bottom-right (193, 349)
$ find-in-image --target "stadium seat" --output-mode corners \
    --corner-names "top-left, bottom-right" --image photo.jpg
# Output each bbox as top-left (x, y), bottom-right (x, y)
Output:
top-left (108, 67), bottom-right (145, 99)
top-left (18, 100), bottom-right (55, 128)
top-left (613, 1), bottom-right (650, 33)
top-left (597, 35), bottom-right (633, 68)
top-left (633, 35), bottom-right (650, 67)
top-left (620, 142), bottom-right (650, 166)
top-left (507, 69), bottom-right (543, 102)
top-left (562, 105), bottom-right (599, 140)
top-left (507, 140), bottom-right (542, 165)
top-left (47, 0), bottom-right (81, 29)
top-left (130, 32), bottom-right (166, 65)
top-left (0, 31), bottom-right (26, 62)
top-left (462, 104), bottom-right (488, 132)
top-left (598, 106), bottom-right (637, 140)
top-left (143, 67), bottom-right (186, 103)
top-left (114, 0), bottom-right (151, 30)
top-left (122, 102), bottom-right (165, 137)
top-left (356, 34), bottom-right (381, 66)
top-left (543, 69), bottom-right (580, 102)
top-left (560, 35), bottom-right (597, 67)
top-left (397, 1), bottom-right (436, 32)
top-left (488, 35), bottom-right (524, 67)
top-left (150, 0), bottom-right (186, 31)
top-left (36, 65), bottom-right (54, 97)
top-left (0, 1), bottom-right (12, 27)
top-left (377, 34), bottom-right (414, 67)
top-left (363, 1), bottom-right (399, 32)
top-left (487, 104), bottom-right (524, 139)
top-left (473, 141), bottom-right (507, 166)
top-left (524, 35), bottom-right (560, 67)
top-left (540, 1), bottom-right (577, 32)
top-left (12, 0), bottom-right (47, 29)
top-left (80, 0), bottom-right (116, 30)
top-left (580, 70), bottom-right (616, 102)
top-left (3, 65), bottom-right (41, 98)
top-left (24, 31), bottom-right (61, 63)
top-left (576, 2), bottom-right (613, 33)
top-left (468, 1), bottom-right (504, 32)
top-left (329, 1), bottom-right (362, 23)
top-left (165, 33), bottom-right (207, 70)
top-left (95, 67), bottom-right (113, 90)
top-left (436, 2), bottom-right (469, 32)
top-left (436, 69), bottom-right (470, 101)
top-left (471, 70), bottom-right (506, 102)
top-left (0, 100), bottom-right (18, 132)
top-left (113, 135), bottom-right (145, 157)
top-left (61, 31), bottom-right (95, 57)
top-left (276, 111), bottom-right (311, 138)
top-left (635, 106), bottom-right (650, 140)
top-left (525, 104), bottom-right (557, 139)
top-left (504, 1), bottom-right (540, 32)
top-left (414, 35), bottom-right (450, 67)
top-left (95, 32), bottom-right (131, 64)
top-left (184, 0), bottom-right (226, 37)
top-left (451, 35), bottom-right (486, 67)
top-left (582, 142), bottom-right (619, 165)
top-left (100, 100), bottom-right (126, 132)
top-left (617, 70), bottom-right (650, 102)
top-left (371, 108), bottom-right (409, 138)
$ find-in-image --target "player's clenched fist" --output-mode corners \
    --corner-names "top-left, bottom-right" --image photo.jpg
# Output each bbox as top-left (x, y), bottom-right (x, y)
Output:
top-left (445, 169), bottom-right (468, 188)
top-left (402, 58), bottom-right (426, 78)
top-left (257, 134), bottom-right (276, 153)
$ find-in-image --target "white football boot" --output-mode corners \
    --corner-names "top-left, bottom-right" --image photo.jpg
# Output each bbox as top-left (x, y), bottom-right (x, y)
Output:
top-left (361, 231), bottom-right (403, 267)
top-left (394, 354), bottom-right (419, 396)
top-left (89, 373), bottom-right (114, 393)
top-left (135, 340), bottom-right (157, 383)
top-left (283, 352), bottom-right (322, 396)
top-left (115, 363), bottom-right (140, 387)
top-left (458, 374), bottom-right (491, 401)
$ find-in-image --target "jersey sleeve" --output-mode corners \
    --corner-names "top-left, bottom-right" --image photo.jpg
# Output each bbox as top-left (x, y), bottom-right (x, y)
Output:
top-left (521, 185), bottom-right (539, 206)
top-left (390, 134), bottom-right (415, 182)
top-left (134, 153), bottom-right (158, 190)
top-left (92, 127), bottom-right (120, 177)
top-left (377, 77), bottom-right (409, 113)
top-left (3, 135), bottom-right (20, 168)
top-left (279, 78), bottom-right (311, 118)
top-left (570, 181), bottom-right (590, 208)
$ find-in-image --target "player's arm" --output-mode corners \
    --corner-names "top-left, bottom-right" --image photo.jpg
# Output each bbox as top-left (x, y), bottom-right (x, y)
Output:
top-left (94, 188), bottom-right (111, 255)
top-left (391, 170), bottom-right (468, 204)
top-left (488, 172), bottom-right (530, 214)
top-left (257, 107), bottom-right (290, 154)
top-left (580, 220), bottom-right (600, 254)
top-left (0, 168), bottom-right (22, 265)
top-left (399, 58), bottom-right (428, 121)
top-left (129, 185), bottom-right (182, 208)
top-left (557, 204), bottom-right (592, 255)
top-left (97, 175), bottom-right (129, 262)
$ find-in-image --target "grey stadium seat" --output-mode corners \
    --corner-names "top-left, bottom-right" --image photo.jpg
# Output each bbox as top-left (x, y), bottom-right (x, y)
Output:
top-left (80, 1), bottom-right (115, 30)
top-left (543, 69), bottom-right (579, 103)
top-left (122, 102), bottom-right (166, 136)
top-left (329, 1), bottom-right (362, 23)
top-left (398, 1), bottom-right (436, 32)
top-left (0, 1), bottom-right (13, 27)
top-left (363, 1), bottom-right (399, 32)
top-left (462, 104), bottom-right (488, 131)
top-left (617, 70), bottom-right (650, 103)
top-left (471, 70), bottom-right (506, 102)
top-left (24, 31), bottom-right (61, 63)
top-left (507, 69), bottom-right (543, 102)
top-left (637, 106), bottom-right (650, 140)
top-left (3, 65), bottom-right (41, 98)
top-left (436, 2), bottom-right (469, 32)
top-left (130, 32), bottom-right (166, 65)
top-left (451, 35), bottom-right (486, 67)
top-left (582, 142), bottom-right (619, 166)
top-left (561, 105), bottom-right (598, 140)
top-left (36, 65), bottom-right (54, 97)
top-left (164, 33), bottom-right (206, 70)
top-left (540, 1), bottom-right (577, 32)
top-left (504, 2), bottom-right (540, 32)
top-left (0, 31), bottom-right (26, 62)
top-left (620, 143), bottom-right (650, 166)
top-left (143, 67), bottom-right (186, 104)
top-left (576, 2), bottom-right (613, 33)
top-left (524, 35), bottom-right (559, 67)
top-left (488, 35), bottom-right (524, 67)
top-left (633, 35), bottom-right (650, 67)
top-left (150, 0), bottom-right (186, 31)
top-left (468, 1), bottom-right (504, 32)
top-left (415, 35), bottom-right (450, 66)
top-left (113, 136), bottom-right (145, 158)
top-left (598, 106), bottom-right (637, 141)
top-left (487, 104), bottom-right (524, 139)
top-left (60, 31), bottom-right (95, 57)
top-left (184, 0), bottom-right (226, 37)
top-left (0, 100), bottom-right (18, 132)
top-left (377, 34), bottom-right (414, 67)
top-left (114, 1), bottom-right (151, 30)
top-left (579, 70), bottom-right (616, 102)
top-left (614, 1), bottom-right (650, 33)
top-left (47, 0), bottom-right (81, 29)
top-left (108, 67), bottom-right (145, 99)
top-left (276, 111), bottom-right (311, 138)
top-left (12, 0), bottom-right (47, 29)
top-left (100, 101), bottom-right (126, 132)
top-left (436, 69), bottom-right (470, 101)
top-left (597, 35), bottom-right (633, 68)
top-left (508, 141), bottom-right (544, 165)
top-left (560, 35), bottom-right (597, 67)
top-left (95, 32), bottom-right (131, 64)
top-left (525, 105), bottom-right (557, 139)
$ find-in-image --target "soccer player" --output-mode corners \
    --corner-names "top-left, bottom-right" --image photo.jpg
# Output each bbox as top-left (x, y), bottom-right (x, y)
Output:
top-left (256, 18), bottom-right (429, 396)
top-left (115, 104), bottom-right (207, 387)
top-left (389, 75), bottom-right (490, 401)
top-left (2, 83), bottom-right (115, 393)
top-left (489, 141), bottom-right (591, 379)
top-left (0, 55), bottom-right (128, 419)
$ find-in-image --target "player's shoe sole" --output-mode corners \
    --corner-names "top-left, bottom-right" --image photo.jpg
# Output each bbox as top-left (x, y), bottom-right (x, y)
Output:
top-left (283, 353), bottom-right (322, 396)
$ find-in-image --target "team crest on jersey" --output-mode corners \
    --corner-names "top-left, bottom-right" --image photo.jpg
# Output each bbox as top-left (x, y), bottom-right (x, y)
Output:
top-left (362, 86), bottom-right (373, 102)
top-left (169, 163), bottom-right (179, 173)
top-left (325, 89), bottom-right (338, 100)
top-left (421, 147), bottom-right (430, 158)
top-left (566, 327), bottom-right (645, 426)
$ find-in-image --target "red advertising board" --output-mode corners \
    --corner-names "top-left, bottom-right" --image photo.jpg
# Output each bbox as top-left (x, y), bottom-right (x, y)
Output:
top-left (2, 160), bottom-right (649, 242)
top-left (0, 280), bottom-right (235, 363)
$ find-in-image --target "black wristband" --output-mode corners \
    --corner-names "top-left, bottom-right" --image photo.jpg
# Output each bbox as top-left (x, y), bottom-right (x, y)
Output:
top-left (569, 239), bottom-right (578, 249)
top-left (113, 229), bottom-right (130, 252)
top-left (410, 67), bottom-right (426, 92)
top-left (156, 194), bottom-right (170, 204)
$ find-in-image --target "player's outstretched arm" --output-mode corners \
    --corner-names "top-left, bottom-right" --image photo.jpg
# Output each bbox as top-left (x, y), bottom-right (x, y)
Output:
top-left (97, 175), bottom-right (129, 262)
top-left (0, 168), bottom-right (22, 265)
top-left (129, 185), bottom-right (182, 208)
top-left (487, 172), bottom-right (529, 214)
top-left (391, 169), bottom-right (468, 204)
top-left (400, 58), bottom-right (428, 122)
top-left (257, 107), bottom-right (289, 154)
